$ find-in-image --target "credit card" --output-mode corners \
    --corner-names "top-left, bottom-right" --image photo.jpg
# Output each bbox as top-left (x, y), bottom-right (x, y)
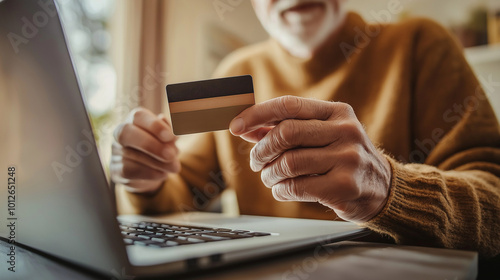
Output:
top-left (166, 75), bottom-right (255, 135)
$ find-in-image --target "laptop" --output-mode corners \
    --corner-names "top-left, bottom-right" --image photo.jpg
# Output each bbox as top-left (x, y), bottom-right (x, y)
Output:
top-left (0, 0), bottom-right (368, 277)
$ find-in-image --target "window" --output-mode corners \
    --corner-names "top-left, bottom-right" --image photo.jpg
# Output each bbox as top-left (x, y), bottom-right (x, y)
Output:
top-left (56, 0), bottom-right (116, 169)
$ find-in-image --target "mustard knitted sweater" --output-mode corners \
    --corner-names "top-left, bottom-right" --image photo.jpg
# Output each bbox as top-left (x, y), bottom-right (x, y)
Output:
top-left (117, 13), bottom-right (500, 257)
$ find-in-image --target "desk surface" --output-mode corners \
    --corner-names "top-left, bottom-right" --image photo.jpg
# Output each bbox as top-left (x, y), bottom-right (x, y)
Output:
top-left (0, 239), bottom-right (479, 279)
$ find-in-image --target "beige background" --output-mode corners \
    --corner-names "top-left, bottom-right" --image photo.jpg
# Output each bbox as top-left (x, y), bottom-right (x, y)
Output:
top-left (160, 0), bottom-right (500, 115)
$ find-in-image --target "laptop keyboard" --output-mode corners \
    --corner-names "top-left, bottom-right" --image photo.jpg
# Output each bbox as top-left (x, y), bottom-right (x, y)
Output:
top-left (120, 221), bottom-right (271, 248)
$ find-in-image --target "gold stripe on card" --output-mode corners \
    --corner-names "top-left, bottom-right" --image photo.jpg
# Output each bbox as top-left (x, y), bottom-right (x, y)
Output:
top-left (169, 93), bottom-right (254, 113)
top-left (171, 104), bottom-right (253, 135)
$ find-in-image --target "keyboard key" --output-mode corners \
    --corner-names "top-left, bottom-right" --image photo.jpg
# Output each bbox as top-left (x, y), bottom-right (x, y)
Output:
top-left (213, 228), bottom-right (232, 232)
top-left (183, 229), bottom-right (203, 233)
top-left (134, 240), bottom-right (158, 246)
top-left (202, 233), bottom-right (252, 239)
top-left (248, 232), bottom-right (271, 236)
top-left (137, 235), bottom-right (152, 240)
top-left (125, 236), bottom-right (147, 242)
top-left (148, 243), bottom-right (173, 248)
top-left (170, 239), bottom-right (196, 246)
top-left (186, 237), bottom-right (205, 243)
top-left (189, 235), bottom-right (220, 242)
top-left (123, 238), bottom-right (134, 245)
top-left (151, 236), bottom-right (173, 243)
top-left (199, 234), bottom-right (230, 240)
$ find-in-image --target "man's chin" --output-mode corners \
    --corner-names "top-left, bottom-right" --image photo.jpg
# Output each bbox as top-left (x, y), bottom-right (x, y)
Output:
top-left (273, 34), bottom-right (317, 58)
top-left (261, 1), bottom-right (347, 58)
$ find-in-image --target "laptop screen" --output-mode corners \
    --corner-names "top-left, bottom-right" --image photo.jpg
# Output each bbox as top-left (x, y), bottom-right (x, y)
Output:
top-left (0, 0), bottom-right (129, 274)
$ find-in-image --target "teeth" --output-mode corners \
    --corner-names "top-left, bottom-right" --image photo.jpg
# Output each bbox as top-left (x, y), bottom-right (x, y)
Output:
top-left (275, 0), bottom-right (320, 14)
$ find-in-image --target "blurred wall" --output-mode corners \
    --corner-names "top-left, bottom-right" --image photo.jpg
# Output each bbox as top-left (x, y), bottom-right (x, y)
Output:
top-left (164, 0), bottom-right (497, 82)
top-left (347, 0), bottom-right (496, 26)
top-left (162, 0), bottom-right (500, 115)
top-left (164, 0), bottom-right (267, 84)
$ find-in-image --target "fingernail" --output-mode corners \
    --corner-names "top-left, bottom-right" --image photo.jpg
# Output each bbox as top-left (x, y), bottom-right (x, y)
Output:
top-left (159, 129), bottom-right (173, 142)
top-left (230, 118), bottom-right (245, 135)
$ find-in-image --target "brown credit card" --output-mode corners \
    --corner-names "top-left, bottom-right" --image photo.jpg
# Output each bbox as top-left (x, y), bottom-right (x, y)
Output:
top-left (165, 75), bottom-right (255, 135)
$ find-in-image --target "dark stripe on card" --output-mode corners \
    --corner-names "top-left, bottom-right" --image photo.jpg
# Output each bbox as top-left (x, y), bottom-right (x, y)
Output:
top-left (169, 93), bottom-right (254, 113)
top-left (171, 104), bottom-right (253, 135)
top-left (166, 75), bottom-right (253, 102)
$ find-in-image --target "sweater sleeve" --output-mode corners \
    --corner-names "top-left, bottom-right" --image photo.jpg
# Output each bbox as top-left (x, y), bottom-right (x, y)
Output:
top-left (116, 132), bottom-right (224, 215)
top-left (363, 20), bottom-right (500, 258)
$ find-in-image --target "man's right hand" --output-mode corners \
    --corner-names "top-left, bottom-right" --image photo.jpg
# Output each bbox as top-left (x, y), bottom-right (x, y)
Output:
top-left (110, 108), bottom-right (181, 194)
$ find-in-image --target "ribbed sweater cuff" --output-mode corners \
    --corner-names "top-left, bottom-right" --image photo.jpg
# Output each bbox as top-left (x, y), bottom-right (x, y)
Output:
top-left (361, 156), bottom-right (449, 246)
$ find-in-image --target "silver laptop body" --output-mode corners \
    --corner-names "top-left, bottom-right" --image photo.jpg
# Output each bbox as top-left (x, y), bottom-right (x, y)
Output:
top-left (0, 0), bottom-right (367, 277)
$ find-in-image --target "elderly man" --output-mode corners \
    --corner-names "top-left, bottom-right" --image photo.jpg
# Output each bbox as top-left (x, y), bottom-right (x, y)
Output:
top-left (111, 0), bottom-right (500, 258)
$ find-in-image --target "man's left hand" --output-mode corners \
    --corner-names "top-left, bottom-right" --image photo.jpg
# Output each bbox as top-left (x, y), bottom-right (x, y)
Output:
top-left (229, 96), bottom-right (392, 223)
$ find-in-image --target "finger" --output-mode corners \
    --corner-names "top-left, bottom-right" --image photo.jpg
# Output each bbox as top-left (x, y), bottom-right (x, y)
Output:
top-left (260, 148), bottom-right (335, 188)
top-left (118, 157), bottom-right (169, 181)
top-left (115, 123), bottom-right (176, 163)
top-left (124, 179), bottom-right (165, 192)
top-left (109, 158), bottom-right (166, 192)
top-left (110, 160), bottom-right (129, 184)
top-left (250, 119), bottom-right (352, 171)
top-left (273, 169), bottom-right (362, 207)
top-left (271, 175), bottom-right (323, 202)
top-left (110, 162), bottom-right (163, 192)
top-left (159, 113), bottom-right (181, 141)
top-left (112, 141), bottom-right (124, 156)
top-left (121, 146), bottom-right (181, 174)
top-left (229, 96), bottom-right (334, 135)
top-left (239, 127), bottom-right (273, 143)
top-left (131, 108), bottom-right (175, 143)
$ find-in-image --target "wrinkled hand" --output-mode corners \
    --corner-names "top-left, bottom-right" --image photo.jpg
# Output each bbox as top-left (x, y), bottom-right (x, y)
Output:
top-left (110, 108), bottom-right (181, 193)
top-left (229, 96), bottom-right (392, 223)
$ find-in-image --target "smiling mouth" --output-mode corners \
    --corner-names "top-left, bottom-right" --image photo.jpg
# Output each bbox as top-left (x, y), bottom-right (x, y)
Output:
top-left (282, 2), bottom-right (325, 14)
